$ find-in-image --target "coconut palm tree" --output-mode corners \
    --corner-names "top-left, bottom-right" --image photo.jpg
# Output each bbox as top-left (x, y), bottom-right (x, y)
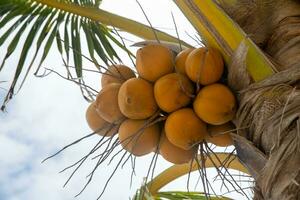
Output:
top-left (0, 0), bottom-right (299, 199)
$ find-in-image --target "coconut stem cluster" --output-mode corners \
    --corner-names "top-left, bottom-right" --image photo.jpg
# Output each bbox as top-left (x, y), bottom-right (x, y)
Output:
top-left (85, 44), bottom-right (237, 164)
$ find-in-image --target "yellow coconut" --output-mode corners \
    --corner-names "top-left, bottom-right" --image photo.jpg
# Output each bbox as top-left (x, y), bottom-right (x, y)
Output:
top-left (95, 83), bottom-right (125, 124)
top-left (193, 83), bottom-right (236, 125)
top-left (101, 64), bottom-right (136, 87)
top-left (185, 47), bottom-right (224, 85)
top-left (118, 78), bottom-right (158, 119)
top-left (175, 48), bottom-right (194, 75)
top-left (159, 130), bottom-right (197, 164)
top-left (165, 108), bottom-right (208, 150)
top-left (154, 73), bottom-right (194, 112)
top-left (118, 119), bottom-right (160, 156)
top-left (206, 122), bottom-right (235, 147)
top-left (85, 102), bottom-right (118, 137)
top-left (136, 44), bottom-right (174, 82)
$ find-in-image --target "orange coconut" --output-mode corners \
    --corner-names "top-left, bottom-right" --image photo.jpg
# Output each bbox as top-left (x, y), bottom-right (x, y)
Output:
top-left (154, 73), bottom-right (194, 112)
top-left (159, 130), bottom-right (197, 164)
top-left (165, 108), bottom-right (208, 150)
top-left (118, 78), bottom-right (158, 119)
top-left (185, 47), bottom-right (224, 85)
top-left (85, 102), bottom-right (118, 137)
top-left (95, 83), bottom-right (125, 124)
top-left (175, 48), bottom-right (194, 75)
top-left (136, 44), bottom-right (174, 82)
top-left (101, 64), bottom-right (136, 87)
top-left (118, 119), bottom-right (160, 156)
top-left (206, 122), bottom-right (235, 147)
top-left (193, 83), bottom-right (236, 125)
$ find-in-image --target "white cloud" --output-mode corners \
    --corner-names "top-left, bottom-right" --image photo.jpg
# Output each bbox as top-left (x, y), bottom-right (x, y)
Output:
top-left (0, 134), bottom-right (32, 176)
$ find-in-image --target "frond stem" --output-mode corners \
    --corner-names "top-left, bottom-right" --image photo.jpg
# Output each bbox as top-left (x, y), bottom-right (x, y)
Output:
top-left (33, 0), bottom-right (191, 47)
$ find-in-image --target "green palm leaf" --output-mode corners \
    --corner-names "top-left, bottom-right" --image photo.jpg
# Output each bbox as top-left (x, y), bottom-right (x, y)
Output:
top-left (0, 0), bottom-right (186, 111)
top-left (0, 0), bottom-right (104, 110)
top-left (156, 191), bottom-right (232, 200)
top-left (134, 189), bottom-right (232, 200)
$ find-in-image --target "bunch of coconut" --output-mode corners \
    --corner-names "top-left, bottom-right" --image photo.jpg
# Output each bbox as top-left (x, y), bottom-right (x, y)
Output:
top-left (85, 44), bottom-right (237, 165)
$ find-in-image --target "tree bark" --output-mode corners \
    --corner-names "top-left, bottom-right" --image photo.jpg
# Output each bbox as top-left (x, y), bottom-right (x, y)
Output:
top-left (219, 0), bottom-right (300, 199)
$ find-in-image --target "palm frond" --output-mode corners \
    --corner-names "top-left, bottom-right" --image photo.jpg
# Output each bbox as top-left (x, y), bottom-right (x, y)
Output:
top-left (174, 0), bottom-right (276, 81)
top-left (156, 191), bottom-right (232, 200)
top-left (134, 189), bottom-right (232, 200)
top-left (145, 153), bottom-right (248, 196)
top-left (0, 0), bottom-right (186, 111)
top-left (132, 153), bottom-right (249, 199)
top-left (0, 0), bottom-right (105, 110)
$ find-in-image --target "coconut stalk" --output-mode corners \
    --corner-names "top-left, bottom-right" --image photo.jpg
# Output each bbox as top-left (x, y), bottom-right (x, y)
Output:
top-left (172, 0), bottom-right (300, 199)
top-left (174, 0), bottom-right (276, 81)
top-left (34, 0), bottom-right (191, 47)
top-left (146, 153), bottom-right (248, 196)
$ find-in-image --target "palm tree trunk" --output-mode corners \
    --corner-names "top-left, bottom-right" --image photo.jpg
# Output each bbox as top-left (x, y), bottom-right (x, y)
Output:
top-left (219, 0), bottom-right (300, 199)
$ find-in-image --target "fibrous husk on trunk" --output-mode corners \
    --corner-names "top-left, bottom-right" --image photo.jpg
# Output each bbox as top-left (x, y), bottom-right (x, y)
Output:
top-left (219, 0), bottom-right (300, 199)
top-left (219, 0), bottom-right (300, 68)
top-left (232, 66), bottom-right (300, 200)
